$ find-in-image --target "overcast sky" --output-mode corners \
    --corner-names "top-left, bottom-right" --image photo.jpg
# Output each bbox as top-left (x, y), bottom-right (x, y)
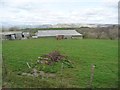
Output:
top-left (0, 0), bottom-right (119, 25)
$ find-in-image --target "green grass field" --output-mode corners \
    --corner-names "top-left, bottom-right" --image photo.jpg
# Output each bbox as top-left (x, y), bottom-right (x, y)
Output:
top-left (2, 38), bottom-right (118, 88)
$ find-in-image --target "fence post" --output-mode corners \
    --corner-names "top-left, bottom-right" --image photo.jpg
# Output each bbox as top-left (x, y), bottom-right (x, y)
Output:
top-left (60, 63), bottom-right (64, 85)
top-left (89, 64), bottom-right (95, 88)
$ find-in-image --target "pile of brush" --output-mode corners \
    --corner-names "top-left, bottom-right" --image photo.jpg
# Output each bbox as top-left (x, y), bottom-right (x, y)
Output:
top-left (37, 50), bottom-right (73, 68)
top-left (23, 51), bottom-right (73, 78)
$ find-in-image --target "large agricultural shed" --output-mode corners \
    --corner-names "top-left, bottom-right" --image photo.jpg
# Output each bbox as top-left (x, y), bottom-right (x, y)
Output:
top-left (35, 30), bottom-right (82, 39)
top-left (1, 31), bottom-right (30, 40)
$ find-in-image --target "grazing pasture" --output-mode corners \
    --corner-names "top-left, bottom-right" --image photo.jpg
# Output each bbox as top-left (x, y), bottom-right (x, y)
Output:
top-left (2, 38), bottom-right (118, 88)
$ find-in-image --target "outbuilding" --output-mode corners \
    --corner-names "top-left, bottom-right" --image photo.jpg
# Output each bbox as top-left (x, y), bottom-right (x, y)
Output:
top-left (1, 31), bottom-right (30, 40)
top-left (36, 30), bottom-right (82, 39)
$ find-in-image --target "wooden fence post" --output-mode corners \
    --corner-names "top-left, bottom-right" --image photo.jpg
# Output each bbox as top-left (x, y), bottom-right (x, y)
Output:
top-left (60, 63), bottom-right (64, 85)
top-left (89, 64), bottom-right (95, 88)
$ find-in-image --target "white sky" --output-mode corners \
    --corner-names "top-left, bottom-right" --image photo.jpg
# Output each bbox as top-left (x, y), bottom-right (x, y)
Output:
top-left (0, 0), bottom-right (119, 25)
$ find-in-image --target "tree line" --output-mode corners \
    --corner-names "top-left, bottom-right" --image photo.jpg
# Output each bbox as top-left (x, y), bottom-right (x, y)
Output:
top-left (76, 25), bottom-right (118, 40)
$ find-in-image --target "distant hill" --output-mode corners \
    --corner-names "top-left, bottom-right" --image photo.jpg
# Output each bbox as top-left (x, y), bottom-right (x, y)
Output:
top-left (2, 23), bottom-right (118, 31)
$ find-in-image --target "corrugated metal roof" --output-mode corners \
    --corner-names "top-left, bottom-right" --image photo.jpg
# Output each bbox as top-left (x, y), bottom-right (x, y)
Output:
top-left (1, 31), bottom-right (22, 35)
top-left (37, 30), bottom-right (82, 37)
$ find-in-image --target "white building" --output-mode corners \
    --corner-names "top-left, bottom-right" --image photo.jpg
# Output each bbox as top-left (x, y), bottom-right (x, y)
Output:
top-left (35, 30), bottom-right (82, 39)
